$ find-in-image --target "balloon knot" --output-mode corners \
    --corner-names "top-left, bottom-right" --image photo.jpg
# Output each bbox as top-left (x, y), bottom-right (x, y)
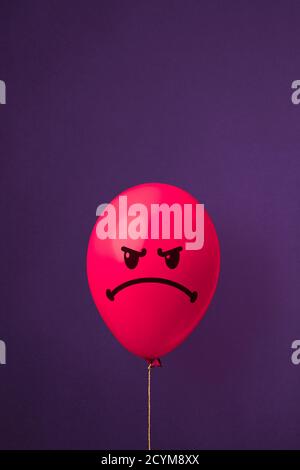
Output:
top-left (147, 358), bottom-right (162, 368)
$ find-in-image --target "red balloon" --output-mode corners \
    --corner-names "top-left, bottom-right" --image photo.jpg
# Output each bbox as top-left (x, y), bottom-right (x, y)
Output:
top-left (87, 183), bottom-right (220, 361)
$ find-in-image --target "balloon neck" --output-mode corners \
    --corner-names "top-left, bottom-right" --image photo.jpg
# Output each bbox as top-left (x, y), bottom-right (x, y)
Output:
top-left (146, 358), bottom-right (162, 368)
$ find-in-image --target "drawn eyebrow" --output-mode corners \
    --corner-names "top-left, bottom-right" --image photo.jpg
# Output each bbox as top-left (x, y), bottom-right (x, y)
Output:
top-left (121, 246), bottom-right (147, 257)
top-left (157, 246), bottom-right (183, 257)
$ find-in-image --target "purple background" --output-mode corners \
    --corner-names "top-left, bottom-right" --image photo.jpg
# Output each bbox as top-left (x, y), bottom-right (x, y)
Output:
top-left (1, 0), bottom-right (300, 450)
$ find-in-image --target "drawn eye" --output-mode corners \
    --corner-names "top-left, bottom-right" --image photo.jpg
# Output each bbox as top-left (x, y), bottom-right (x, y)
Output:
top-left (157, 246), bottom-right (182, 269)
top-left (121, 246), bottom-right (146, 269)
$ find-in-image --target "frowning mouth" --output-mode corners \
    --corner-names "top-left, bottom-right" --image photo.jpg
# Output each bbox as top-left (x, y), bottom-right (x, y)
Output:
top-left (106, 277), bottom-right (198, 303)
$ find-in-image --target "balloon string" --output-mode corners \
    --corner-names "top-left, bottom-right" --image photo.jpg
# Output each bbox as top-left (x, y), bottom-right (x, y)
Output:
top-left (147, 363), bottom-right (151, 451)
